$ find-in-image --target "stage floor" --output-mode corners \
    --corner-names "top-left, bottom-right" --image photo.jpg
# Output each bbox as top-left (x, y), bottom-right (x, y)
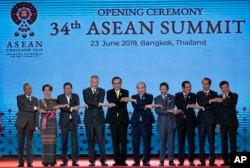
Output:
top-left (0, 158), bottom-right (229, 168)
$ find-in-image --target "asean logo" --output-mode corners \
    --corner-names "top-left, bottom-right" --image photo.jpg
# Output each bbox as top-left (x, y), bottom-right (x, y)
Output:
top-left (11, 2), bottom-right (38, 38)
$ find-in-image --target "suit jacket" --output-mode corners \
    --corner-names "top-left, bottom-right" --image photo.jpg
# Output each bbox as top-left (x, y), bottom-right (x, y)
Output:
top-left (57, 93), bottom-right (80, 127)
top-left (215, 91), bottom-right (239, 127)
top-left (131, 93), bottom-right (155, 127)
top-left (83, 87), bottom-right (105, 125)
top-left (196, 90), bottom-right (217, 125)
top-left (175, 92), bottom-right (197, 128)
top-left (15, 94), bottom-right (39, 130)
top-left (154, 94), bottom-right (176, 129)
top-left (105, 88), bottom-right (129, 125)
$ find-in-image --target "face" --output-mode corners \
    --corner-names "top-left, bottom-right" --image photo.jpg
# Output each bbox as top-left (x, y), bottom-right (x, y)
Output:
top-left (220, 84), bottom-right (230, 94)
top-left (182, 83), bottom-right (191, 94)
top-left (112, 78), bottom-right (122, 91)
top-left (43, 86), bottom-right (52, 98)
top-left (160, 85), bottom-right (168, 96)
top-left (24, 84), bottom-right (32, 96)
top-left (202, 79), bottom-right (211, 91)
top-left (64, 84), bottom-right (72, 96)
top-left (90, 77), bottom-right (99, 89)
top-left (137, 83), bottom-right (146, 95)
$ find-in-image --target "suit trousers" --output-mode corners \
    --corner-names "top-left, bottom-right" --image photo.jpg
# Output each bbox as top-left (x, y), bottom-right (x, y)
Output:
top-left (198, 123), bottom-right (215, 163)
top-left (61, 120), bottom-right (79, 163)
top-left (110, 123), bottom-right (128, 163)
top-left (132, 122), bottom-right (152, 164)
top-left (220, 125), bottom-right (237, 162)
top-left (177, 119), bottom-right (195, 163)
top-left (158, 126), bottom-right (176, 162)
top-left (17, 122), bottom-right (34, 165)
top-left (85, 120), bottom-right (106, 163)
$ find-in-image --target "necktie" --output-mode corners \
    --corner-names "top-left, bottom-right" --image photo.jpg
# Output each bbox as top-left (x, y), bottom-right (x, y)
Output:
top-left (205, 91), bottom-right (208, 96)
top-left (140, 95), bottom-right (143, 100)
top-left (184, 94), bottom-right (187, 101)
top-left (115, 91), bottom-right (119, 98)
top-left (93, 89), bottom-right (96, 94)
top-left (27, 96), bottom-right (31, 105)
top-left (163, 95), bottom-right (166, 105)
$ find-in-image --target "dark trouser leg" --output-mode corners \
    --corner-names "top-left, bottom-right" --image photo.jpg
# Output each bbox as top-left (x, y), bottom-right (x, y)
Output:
top-left (220, 126), bottom-right (229, 163)
top-left (198, 123), bottom-right (206, 163)
top-left (69, 122), bottom-right (79, 162)
top-left (61, 126), bottom-right (69, 163)
top-left (207, 124), bottom-right (215, 163)
top-left (132, 125), bottom-right (141, 163)
top-left (25, 122), bottom-right (34, 165)
top-left (186, 123), bottom-right (195, 163)
top-left (141, 124), bottom-right (152, 164)
top-left (158, 126), bottom-right (167, 162)
top-left (228, 126), bottom-right (237, 153)
top-left (120, 124), bottom-right (128, 163)
top-left (85, 123), bottom-right (96, 163)
top-left (177, 124), bottom-right (186, 163)
top-left (94, 121), bottom-right (106, 163)
top-left (110, 124), bottom-right (120, 163)
top-left (167, 128), bottom-right (175, 161)
top-left (17, 127), bottom-right (25, 165)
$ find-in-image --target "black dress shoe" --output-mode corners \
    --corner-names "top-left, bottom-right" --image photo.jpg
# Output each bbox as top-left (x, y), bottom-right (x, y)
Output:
top-left (43, 164), bottom-right (48, 167)
top-left (189, 162), bottom-right (195, 166)
top-left (209, 163), bottom-right (217, 166)
top-left (89, 162), bottom-right (95, 166)
top-left (159, 161), bottom-right (164, 166)
top-left (169, 161), bottom-right (176, 166)
top-left (101, 162), bottom-right (108, 166)
top-left (27, 164), bottom-right (33, 167)
top-left (18, 163), bottom-right (24, 167)
top-left (60, 162), bottom-right (68, 166)
top-left (113, 162), bottom-right (119, 166)
top-left (120, 162), bottom-right (128, 166)
top-left (143, 162), bottom-right (150, 166)
top-left (198, 162), bottom-right (205, 166)
top-left (178, 162), bottom-right (184, 166)
top-left (132, 162), bottom-right (140, 166)
top-left (221, 162), bottom-right (230, 166)
top-left (72, 162), bottom-right (79, 166)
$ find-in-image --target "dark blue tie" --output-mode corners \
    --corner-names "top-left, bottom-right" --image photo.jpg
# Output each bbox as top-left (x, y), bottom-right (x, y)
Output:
top-left (27, 96), bottom-right (31, 105)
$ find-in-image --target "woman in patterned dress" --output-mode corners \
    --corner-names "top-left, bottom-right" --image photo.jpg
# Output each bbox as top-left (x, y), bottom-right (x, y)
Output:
top-left (39, 84), bottom-right (66, 167)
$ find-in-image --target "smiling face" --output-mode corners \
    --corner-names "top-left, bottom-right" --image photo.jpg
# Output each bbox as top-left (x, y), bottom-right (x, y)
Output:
top-left (137, 82), bottom-right (146, 95)
top-left (90, 77), bottom-right (99, 89)
top-left (182, 82), bottom-right (191, 95)
top-left (202, 79), bottom-right (211, 91)
top-left (43, 86), bottom-right (52, 98)
top-left (112, 78), bottom-right (122, 91)
top-left (64, 84), bottom-right (72, 96)
top-left (24, 84), bottom-right (32, 96)
top-left (160, 85), bottom-right (168, 96)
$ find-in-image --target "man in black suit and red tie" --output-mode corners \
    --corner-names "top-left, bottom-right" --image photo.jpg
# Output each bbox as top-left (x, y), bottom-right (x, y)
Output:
top-left (210, 80), bottom-right (239, 166)
top-left (106, 77), bottom-right (130, 166)
top-left (57, 82), bottom-right (82, 167)
top-left (15, 83), bottom-right (39, 167)
top-left (130, 82), bottom-right (161, 166)
top-left (195, 78), bottom-right (218, 166)
top-left (175, 81), bottom-right (196, 166)
top-left (83, 75), bottom-right (108, 166)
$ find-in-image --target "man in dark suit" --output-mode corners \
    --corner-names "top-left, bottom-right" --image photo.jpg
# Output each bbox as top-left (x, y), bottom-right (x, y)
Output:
top-left (106, 77), bottom-right (130, 166)
top-left (210, 80), bottom-right (239, 166)
top-left (196, 78), bottom-right (217, 166)
top-left (175, 81), bottom-right (196, 166)
top-left (131, 82), bottom-right (160, 166)
top-left (83, 75), bottom-right (108, 166)
top-left (15, 83), bottom-right (39, 167)
top-left (154, 82), bottom-right (176, 166)
top-left (57, 82), bottom-right (81, 166)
